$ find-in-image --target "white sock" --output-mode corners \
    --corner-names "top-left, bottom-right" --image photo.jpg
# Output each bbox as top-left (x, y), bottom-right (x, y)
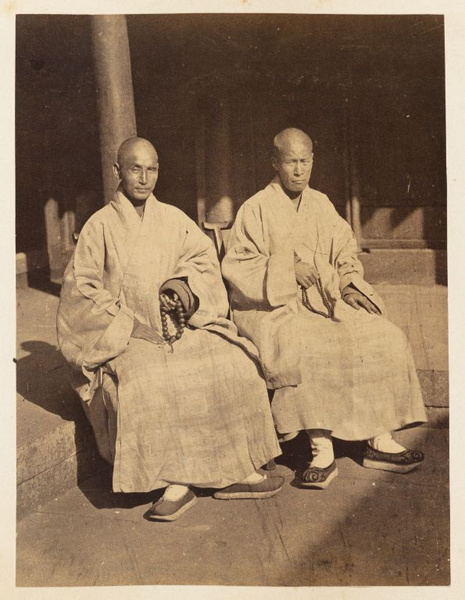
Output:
top-left (307, 429), bottom-right (334, 468)
top-left (163, 484), bottom-right (190, 501)
top-left (241, 472), bottom-right (265, 484)
top-left (369, 432), bottom-right (406, 453)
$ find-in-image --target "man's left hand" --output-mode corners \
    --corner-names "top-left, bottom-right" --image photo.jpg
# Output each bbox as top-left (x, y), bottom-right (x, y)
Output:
top-left (342, 289), bottom-right (381, 315)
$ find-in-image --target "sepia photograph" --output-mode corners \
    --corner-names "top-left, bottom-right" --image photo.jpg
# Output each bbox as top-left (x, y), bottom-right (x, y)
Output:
top-left (6, 1), bottom-right (463, 595)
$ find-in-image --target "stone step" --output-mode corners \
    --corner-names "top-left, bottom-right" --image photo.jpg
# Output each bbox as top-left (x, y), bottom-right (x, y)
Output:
top-left (374, 283), bottom-right (448, 410)
top-left (16, 287), bottom-right (108, 520)
top-left (17, 394), bottom-right (107, 520)
top-left (360, 248), bottom-right (446, 285)
top-left (373, 283), bottom-right (448, 411)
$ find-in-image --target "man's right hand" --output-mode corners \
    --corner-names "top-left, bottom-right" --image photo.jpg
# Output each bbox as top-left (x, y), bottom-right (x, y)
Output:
top-left (159, 291), bottom-right (179, 312)
top-left (131, 319), bottom-right (164, 344)
top-left (295, 261), bottom-right (319, 289)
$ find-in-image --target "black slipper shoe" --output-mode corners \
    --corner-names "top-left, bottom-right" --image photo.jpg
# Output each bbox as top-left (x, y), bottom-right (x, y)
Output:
top-left (300, 461), bottom-right (338, 489)
top-left (362, 444), bottom-right (424, 473)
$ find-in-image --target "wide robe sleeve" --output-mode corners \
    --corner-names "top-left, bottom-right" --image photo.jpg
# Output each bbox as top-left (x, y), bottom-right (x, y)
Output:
top-left (324, 201), bottom-right (386, 314)
top-left (57, 216), bottom-right (135, 372)
top-left (167, 214), bottom-right (231, 329)
top-left (222, 201), bottom-right (298, 309)
top-left (221, 200), bottom-right (303, 388)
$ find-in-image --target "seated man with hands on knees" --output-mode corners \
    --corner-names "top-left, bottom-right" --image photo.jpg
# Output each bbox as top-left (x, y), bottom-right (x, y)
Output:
top-left (222, 127), bottom-right (427, 490)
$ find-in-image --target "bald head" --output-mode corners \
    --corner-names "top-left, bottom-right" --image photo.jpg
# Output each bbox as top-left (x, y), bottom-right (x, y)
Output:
top-left (272, 128), bottom-right (313, 161)
top-left (271, 128), bottom-right (314, 197)
top-left (117, 136), bottom-right (158, 167)
top-left (113, 137), bottom-right (159, 206)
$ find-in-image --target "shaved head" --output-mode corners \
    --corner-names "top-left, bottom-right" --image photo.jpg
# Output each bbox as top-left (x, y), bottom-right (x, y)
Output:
top-left (272, 128), bottom-right (313, 161)
top-left (113, 137), bottom-right (160, 205)
top-left (117, 137), bottom-right (158, 167)
top-left (271, 128), bottom-right (314, 198)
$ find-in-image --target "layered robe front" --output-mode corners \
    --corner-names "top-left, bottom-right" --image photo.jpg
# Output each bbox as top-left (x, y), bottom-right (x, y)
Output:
top-left (222, 179), bottom-right (427, 441)
top-left (57, 190), bottom-right (280, 492)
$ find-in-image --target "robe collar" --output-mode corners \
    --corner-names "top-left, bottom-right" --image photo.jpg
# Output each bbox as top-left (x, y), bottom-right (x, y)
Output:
top-left (107, 186), bottom-right (161, 271)
top-left (267, 176), bottom-right (312, 213)
top-left (111, 186), bottom-right (158, 229)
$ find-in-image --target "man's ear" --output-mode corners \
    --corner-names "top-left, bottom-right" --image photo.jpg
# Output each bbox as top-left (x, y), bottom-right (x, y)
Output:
top-left (113, 163), bottom-right (121, 180)
top-left (271, 156), bottom-right (278, 172)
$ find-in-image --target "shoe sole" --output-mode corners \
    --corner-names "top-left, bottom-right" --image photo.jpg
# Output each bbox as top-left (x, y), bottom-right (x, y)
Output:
top-left (300, 466), bottom-right (338, 489)
top-left (279, 432), bottom-right (299, 443)
top-left (213, 486), bottom-right (283, 500)
top-left (362, 458), bottom-right (423, 473)
top-left (148, 495), bottom-right (198, 521)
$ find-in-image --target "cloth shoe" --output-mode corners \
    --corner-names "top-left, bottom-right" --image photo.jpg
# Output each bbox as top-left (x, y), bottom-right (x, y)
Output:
top-left (363, 444), bottom-right (425, 473)
top-left (148, 488), bottom-right (198, 521)
top-left (300, 460), bottom-right (338, 489)
top-left (213, 475), bottom-right (284, 500)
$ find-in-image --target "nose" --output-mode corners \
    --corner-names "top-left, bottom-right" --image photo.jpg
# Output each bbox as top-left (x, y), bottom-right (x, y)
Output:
top-left (294, 161), bottom-right (304, 176)
top-left (139, 169), bottom-right (148, 185)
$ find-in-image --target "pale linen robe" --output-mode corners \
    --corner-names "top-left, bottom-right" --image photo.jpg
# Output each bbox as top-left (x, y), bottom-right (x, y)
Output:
top-left (222, 179), bottom-right (427, 441)
top-left (57, 189), bottom-right (280, 493)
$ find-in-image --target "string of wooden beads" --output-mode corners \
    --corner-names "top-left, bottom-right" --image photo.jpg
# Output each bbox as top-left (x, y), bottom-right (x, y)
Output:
top-left (301, 277), bottom-right (334, 319)
top-left (160, 296), bottom-right (186, 345)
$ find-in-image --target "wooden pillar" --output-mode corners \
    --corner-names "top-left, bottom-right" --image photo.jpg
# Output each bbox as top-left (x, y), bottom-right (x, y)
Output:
top-left (44, 198), bottom-right (62, 281)
top-left (91, 15), bottom-right (137, 204)
top-left (195, 111), bottom-right (207, 226)
top-left (202, 88), bottom-right (234, 225)
top-left (347, 108), bottom-right (363, 248)
top-left (342, 77), bottom-right (363, 249)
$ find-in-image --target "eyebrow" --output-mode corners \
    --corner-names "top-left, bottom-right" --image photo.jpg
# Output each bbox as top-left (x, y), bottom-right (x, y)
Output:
top-left (283, 157), bottom-right (312, 161)
top-left (131, 163), bottom-right (158, 168)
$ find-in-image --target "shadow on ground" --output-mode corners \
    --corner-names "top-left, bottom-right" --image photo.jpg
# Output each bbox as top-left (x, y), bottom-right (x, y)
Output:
top-left (26, 267), bottom-right (62, 297)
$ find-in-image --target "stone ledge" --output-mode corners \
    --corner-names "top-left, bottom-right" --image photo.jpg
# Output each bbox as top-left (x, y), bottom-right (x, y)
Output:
top-left (423, 407), bottom-right (449, 429)
top-left (17, 444), bottom-right (108, 521)
top-left (16, 281), bottom-right (448, 520)
top-left (17, 402), bottom-right (109, 520)
top-left (18, 411), bottom-right (96, 484)
top-left (361, 249), bottom-right (447, 285)
top-left (417, 370), bottom-right (449, 408)
top-left (17, 366), bottom-right (448, 520)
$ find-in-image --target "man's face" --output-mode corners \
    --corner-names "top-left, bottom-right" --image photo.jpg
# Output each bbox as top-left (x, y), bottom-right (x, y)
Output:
top-left (272, 140), bottom-right (313, 195)
top-left (115, 144), bottom-right (159, 205)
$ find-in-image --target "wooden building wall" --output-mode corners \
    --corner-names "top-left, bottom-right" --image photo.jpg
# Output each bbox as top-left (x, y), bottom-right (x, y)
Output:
top-left (16, 14), bottom-right (446, 265)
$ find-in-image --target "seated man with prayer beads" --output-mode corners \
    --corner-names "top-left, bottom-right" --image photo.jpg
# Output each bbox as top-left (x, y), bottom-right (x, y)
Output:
top-left (57, 136), bottom-right (284, 522)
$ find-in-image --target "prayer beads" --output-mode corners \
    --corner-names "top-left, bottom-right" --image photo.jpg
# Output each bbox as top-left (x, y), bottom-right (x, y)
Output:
top-left (160, 298), bottom-right (186, 345)
top-left (301, 277), bottom-right (334, 319)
